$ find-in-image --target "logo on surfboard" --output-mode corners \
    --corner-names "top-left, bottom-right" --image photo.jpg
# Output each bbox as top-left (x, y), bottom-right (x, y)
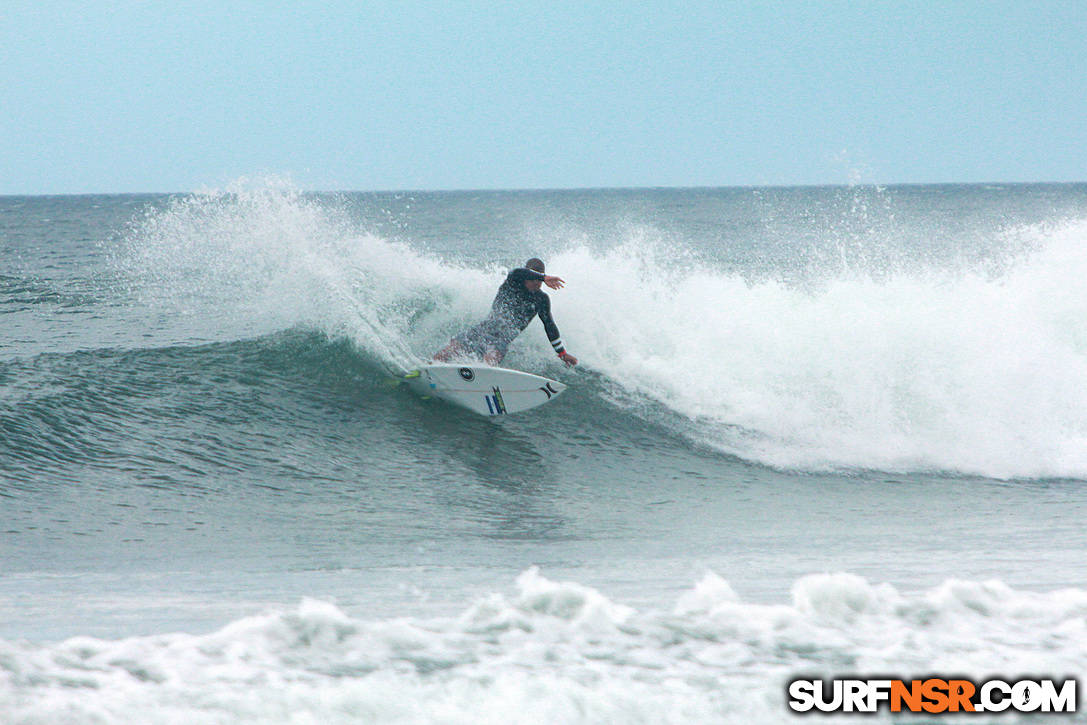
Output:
top-left (459, 367), bottom-right (475, 381)
top-left (538, 382), bottom-right (560, 400)
top-left (485, 386), bottom-right (507, 415)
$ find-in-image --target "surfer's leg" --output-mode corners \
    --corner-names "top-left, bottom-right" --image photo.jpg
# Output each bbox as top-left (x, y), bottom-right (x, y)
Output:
top-left (436, 323), bottom-right (491, 362)
top-left (433, 340), bottom-right (464, 362)
top-left (482, 338), bottom-right (510, 366)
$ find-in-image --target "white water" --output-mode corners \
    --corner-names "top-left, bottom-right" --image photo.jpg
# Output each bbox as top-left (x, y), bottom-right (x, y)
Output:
top-left (549, 221), bottom-right (1087, 479)
top-left (3, 569), bottom-right (1083, 724)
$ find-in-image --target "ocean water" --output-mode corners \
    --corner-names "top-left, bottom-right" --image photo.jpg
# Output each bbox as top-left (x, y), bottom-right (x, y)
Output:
top-left (2, 181), bottom-right (1086, 722)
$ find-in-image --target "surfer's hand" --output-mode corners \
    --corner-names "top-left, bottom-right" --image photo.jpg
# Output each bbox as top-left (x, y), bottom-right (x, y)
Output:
top-left (558, 351), bottom-right (578, 366)
top-left (544, 275), bottom-right (564, 290)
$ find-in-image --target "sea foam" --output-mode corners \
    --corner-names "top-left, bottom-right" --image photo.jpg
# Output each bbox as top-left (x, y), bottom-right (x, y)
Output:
top-left (2, 569), bottom-right (1084, 724)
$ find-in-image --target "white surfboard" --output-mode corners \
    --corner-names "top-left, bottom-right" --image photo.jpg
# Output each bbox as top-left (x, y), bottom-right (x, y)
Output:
top-left (403, 363), bottom-right (566, 416)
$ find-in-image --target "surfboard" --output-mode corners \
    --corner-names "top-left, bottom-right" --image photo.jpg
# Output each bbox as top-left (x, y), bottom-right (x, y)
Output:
top-left (402, 363), bottom-right (566, 416)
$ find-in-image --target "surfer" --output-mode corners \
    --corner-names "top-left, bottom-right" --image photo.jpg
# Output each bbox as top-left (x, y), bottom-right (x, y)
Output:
top-left (434, 258), bottom-right (579, 367)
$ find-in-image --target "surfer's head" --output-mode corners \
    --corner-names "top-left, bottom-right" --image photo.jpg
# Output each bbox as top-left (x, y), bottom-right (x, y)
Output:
top-left (524, 258), bottom-right (545, 291)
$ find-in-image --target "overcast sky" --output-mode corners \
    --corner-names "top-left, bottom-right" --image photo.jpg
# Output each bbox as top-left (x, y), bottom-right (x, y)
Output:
top-left (3, 1), bottom-right (1085, 193)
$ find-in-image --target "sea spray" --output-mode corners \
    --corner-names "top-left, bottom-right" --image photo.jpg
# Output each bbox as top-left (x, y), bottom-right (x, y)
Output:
top-left (114, 179), bottom-right (456, 368)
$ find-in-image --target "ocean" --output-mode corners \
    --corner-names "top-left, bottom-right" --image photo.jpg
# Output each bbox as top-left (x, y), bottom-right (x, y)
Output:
top-left (2, 181), bottom-right (1086, 722)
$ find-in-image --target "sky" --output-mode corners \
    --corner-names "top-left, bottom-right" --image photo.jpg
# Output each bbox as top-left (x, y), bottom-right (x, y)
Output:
top-left (2, 1), bottom-right (1085, 194)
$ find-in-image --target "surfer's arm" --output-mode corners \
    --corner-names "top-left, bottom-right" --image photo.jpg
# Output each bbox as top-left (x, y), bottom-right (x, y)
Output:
top-left (537, 295), bottom-right (576, 365)
top-left (508, 268), bottom-right (546, 284)
top-left (509, 267), bottom-right (564, 289)
top-left (509, 267), bottom-right (565, 290)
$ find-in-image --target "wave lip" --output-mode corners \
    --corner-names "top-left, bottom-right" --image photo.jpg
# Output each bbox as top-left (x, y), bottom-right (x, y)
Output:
top-left (3, 569), bottom-right (1084, 724)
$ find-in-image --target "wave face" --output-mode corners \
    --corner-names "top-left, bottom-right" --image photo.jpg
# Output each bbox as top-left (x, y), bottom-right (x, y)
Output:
top-left (3, 569), bottom-right (1084, 724)
top-left (85, 181), bottom-right (1087, 479)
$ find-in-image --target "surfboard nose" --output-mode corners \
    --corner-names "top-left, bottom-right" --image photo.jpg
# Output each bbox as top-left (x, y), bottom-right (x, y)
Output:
top-left (537, 380), bottom-right (565, 400)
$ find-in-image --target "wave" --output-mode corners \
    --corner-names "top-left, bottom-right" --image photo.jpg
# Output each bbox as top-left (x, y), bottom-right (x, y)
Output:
top-left (104, 181), bottom-right (1087, 479)
top-left (0, 333), bottom-right (392, 483)
top-left (0, 330), bottom-right (695, 491)
top-left (3, 568), bottom-right (1083, 724)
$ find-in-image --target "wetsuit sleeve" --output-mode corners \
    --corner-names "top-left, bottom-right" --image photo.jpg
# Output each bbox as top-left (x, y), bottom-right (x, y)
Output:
top-left (507, 267), bottom-right (547, 285)
top-left (536, 294), bottom-right (565, 354)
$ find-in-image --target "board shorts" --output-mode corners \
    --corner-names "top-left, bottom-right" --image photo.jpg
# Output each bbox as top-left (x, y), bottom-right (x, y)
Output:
top-left (453, 321), bottom-right (513, 360)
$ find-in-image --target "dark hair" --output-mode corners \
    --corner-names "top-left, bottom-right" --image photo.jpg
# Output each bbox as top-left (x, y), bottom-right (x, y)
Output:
top-left (525, 258), bottom-right (545, 273)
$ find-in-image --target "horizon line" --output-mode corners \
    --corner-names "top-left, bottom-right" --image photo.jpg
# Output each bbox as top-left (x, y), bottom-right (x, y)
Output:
top-left (3, 179), bottom-right (1087, 198)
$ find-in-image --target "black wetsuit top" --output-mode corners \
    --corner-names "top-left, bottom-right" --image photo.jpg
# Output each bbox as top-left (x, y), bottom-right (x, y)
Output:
top-left (455, 268), bottom-right (565, 357)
